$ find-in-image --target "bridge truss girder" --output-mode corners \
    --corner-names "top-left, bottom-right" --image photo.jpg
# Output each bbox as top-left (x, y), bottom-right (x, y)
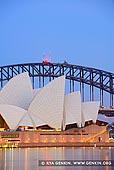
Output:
top-left (0, 62), bottom-right (114, 107)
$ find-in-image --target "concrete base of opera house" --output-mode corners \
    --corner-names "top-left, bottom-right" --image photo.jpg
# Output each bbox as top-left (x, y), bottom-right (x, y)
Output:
top-left (0, 124), bottom-right (114, 148)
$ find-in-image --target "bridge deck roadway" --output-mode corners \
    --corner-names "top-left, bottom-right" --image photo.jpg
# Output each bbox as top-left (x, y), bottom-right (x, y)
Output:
top-left (99, 109), bottom-right (114, 116)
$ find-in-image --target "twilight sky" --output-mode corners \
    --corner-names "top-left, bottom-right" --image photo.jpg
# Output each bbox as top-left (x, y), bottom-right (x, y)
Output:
top-left (0, 0), bottom-right (114, 73)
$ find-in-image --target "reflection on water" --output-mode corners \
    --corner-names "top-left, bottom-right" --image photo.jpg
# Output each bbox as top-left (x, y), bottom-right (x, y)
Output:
top-left (0, 147), bottom-right (114, 170)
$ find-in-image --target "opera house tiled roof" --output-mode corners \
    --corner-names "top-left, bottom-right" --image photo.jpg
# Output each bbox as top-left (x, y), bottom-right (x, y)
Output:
top-left (0, 72), bottom-right (100, 130)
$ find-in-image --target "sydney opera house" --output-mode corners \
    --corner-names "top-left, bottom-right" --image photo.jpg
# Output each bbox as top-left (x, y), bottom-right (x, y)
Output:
top-left (0, 72), bottom-right (100, 131)
top-left (0, 72), bottom-right (111, 147)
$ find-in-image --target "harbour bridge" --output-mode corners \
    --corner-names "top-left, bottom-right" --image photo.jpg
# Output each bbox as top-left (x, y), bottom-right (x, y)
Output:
top-left (0, 61), bottom-right (114, 116)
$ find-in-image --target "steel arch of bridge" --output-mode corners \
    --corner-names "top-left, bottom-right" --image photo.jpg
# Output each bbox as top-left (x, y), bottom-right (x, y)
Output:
top-left (0, 62), bottom-right (114, 107)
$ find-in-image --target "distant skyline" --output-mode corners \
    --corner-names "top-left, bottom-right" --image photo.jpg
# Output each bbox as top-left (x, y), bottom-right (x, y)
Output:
top-left (0, 0), bottom-right (114, 73)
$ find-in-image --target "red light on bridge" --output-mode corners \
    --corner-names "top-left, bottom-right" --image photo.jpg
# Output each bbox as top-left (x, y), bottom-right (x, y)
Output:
top-left (43, 58), bottom-right (49, 63)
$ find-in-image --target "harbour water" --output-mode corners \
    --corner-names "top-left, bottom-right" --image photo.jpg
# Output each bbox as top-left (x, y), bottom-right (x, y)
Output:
top-left (0, 147), bottom-right (114, 170)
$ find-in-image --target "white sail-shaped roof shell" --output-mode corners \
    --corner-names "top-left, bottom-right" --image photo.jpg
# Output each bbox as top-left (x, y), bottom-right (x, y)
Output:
top-left (17, 112), bottom-right (34, 127)
top-left (0, 104), bottom-right (27, 130)
top-left (82, 101), bottom-right (100, 125)
top-left (30, 114), bottom-right (46, 127)
top-left (64, 91), bottom-right (82, 127)
top-left (33, 88), bottom-right (41, 98)
top-left (17, 112), bottom-right (45, 128)
top-left (29, 76), bottom-right (65, 129)
top-left (0, 72), bottom-right (33, 110)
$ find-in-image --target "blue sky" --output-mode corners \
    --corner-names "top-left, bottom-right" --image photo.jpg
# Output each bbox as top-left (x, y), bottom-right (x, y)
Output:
top-left (0, 0), bottom-right (114, 73)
